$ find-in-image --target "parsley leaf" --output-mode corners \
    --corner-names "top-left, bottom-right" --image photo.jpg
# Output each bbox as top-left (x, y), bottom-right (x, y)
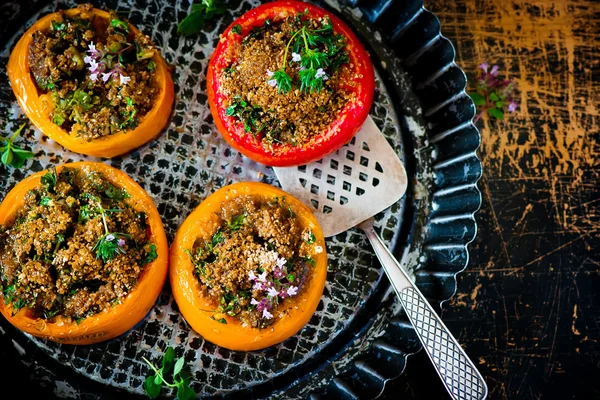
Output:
top-left (0, 123), bottom-right (33, 169)
top-left (143, 346), bottom-right (196, 400)
top-left (178, 0), bottom-right (226, 36)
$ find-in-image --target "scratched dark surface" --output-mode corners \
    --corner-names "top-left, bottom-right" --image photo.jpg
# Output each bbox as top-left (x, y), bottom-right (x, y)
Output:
top-left (383, 0), bottom-right (600, 399)
top-left (0, 0), bottom-right (598, 399)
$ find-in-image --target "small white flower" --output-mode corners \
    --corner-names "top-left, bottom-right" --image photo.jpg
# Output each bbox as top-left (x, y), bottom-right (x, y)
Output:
top-left (253, 281), bottom-right (264, 291)
top-left (291, 52), bottom-right (301, 62)
top-left (276, 257), bottom-right (287, 268)
top-left (287, 286), bottom-right (298, 297)
top-left (314, 245), bottom-right (323, 254)
top-left (88, 42), bottom-right (97, 52)
top-left (250, 298), bottom-right (260, 306)
top-left (105, 234), bottom-right (115, 241)
top-left (101, 71), bottom-right (113, 83)
top-left (257, 271), bottom-right (267, 282)
top-left (248, 270), bottom-right (257, 281)
top-left (315, 68), bottom-right (328, 81)
top-left (267, 79), bottom-right (277, 87)
top-left (262, 309), bottom-right (273, 319)
top-left (266, 69), bottom-right (274, 77)
top-left (119, 74), bottom-right (131, 85)
top-left (84, 55), bottom-right (94, 65)
top-left (90, 72), bottom-right (99, 82)
top-left (267, 286), bottom-right (279, 298)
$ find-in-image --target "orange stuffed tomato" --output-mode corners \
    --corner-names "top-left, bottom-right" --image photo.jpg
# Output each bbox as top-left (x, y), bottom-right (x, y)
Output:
top-left (170, 182), bottom-right (327, 351)
top-left (7, 4), bottom-right (174, 158)
top-left (207, 0), bottom-right (375, 167)
top-left (0, 162), bottom-right (168, 345)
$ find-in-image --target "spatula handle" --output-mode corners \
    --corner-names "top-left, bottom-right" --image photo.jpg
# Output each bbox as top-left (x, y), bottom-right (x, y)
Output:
top-left (358, 219), bottom-right (488, 400)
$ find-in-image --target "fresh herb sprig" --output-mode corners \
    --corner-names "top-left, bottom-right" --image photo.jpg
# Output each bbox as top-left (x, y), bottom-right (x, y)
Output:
top-left (88, 194), bottom-right (131, 263)
top-left (177, 0), bottom-right (226, 36)
top-left (0, 123), bottom-right (33, 169)
top-left (226, 97), bottom-right (265, 135)
top-left (143, 347), bottom-right (196, 400)
top-left (271, 11), bottom-right (349, 94)
top-left (469, 62), bottom-right (518, 123)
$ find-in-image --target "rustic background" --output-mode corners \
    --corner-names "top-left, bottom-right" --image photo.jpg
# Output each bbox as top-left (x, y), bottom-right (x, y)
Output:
top-left (385, 0), bottom-right (600, 398)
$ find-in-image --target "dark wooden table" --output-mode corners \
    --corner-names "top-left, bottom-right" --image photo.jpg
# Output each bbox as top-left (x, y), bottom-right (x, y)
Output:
top-left (384, 0), bottom-right (600, 398)
top-left (1, 1), bottom-right (597, 399)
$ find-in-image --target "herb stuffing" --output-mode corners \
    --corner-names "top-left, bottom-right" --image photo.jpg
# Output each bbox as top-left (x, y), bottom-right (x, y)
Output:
top-left (220, 9), bottom-right (353, 150)
top-left (187, 194), bottom-right (323, 329)
top-left (27, 4), bottom-right (159, 141)
top-left (0, 167), bottom-right (158, 321)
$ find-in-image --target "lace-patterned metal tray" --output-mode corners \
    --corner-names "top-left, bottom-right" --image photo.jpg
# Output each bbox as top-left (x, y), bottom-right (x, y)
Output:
top-left (0, 0), bottom-right (482, 398)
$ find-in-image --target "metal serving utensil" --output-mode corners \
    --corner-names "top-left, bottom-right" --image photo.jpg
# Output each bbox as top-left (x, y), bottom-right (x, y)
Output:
top-left (274, 116), bottom-right (488, 400)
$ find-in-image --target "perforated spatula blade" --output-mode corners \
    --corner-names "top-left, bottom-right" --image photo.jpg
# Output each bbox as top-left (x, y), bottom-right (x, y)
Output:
top-left (273, 116), bottom-right (488, 400)
top-left (273, 116), bottom-right (407, 238)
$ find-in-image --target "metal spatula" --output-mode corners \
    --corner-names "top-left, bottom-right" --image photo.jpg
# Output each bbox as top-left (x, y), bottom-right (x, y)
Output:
top-left (273, 116), bottom-right (488, 400)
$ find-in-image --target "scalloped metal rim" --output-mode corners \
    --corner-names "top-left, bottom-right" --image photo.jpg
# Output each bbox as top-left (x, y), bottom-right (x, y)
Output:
top-left (314, 1), bottom-right (483, 399)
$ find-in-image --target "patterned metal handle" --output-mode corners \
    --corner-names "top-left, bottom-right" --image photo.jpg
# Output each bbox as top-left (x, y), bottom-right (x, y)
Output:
top-left (358, 218), bottom-right (487, 400)
top-left (399, 286), bottom-right (487, 400)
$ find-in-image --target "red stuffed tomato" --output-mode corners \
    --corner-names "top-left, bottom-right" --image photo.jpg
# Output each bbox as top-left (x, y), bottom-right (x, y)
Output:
top-left (207, 0), bottom-right (375, 167)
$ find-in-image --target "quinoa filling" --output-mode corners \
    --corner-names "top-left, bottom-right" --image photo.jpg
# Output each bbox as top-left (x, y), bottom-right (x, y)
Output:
top-left (0, 167), bottom-right (158, 322)
top-left (28, 4), bottom-right (158, 141)
top-left (220, 11), bottom-right (352, 150)
top-left (187, 194), bottom-right (323, 329)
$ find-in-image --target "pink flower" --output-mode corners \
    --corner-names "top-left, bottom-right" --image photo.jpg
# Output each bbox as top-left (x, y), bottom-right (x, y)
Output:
top-left (490, 65), bottom-right (499, 76)
top-left (117, 238), bottom-right (126, 247)
top-left (251, 298), bottom-right (260, 306)
top-left (266, 69), bottom-right (274, 77)
top-left (507, 101), bottom-right (518, 113)
top-left (262, 309), bottom-right (273, 319)
top-left (248, 270), bottom-right (257, 281)
top-left (253, 281), bottom-right (265, 291)
top-left (273, 268), bottom-right (284, 280)
top-left (478, 62), bottom-right (489, 72)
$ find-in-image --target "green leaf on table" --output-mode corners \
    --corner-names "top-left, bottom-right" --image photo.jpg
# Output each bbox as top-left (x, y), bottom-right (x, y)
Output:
top-left (178, 0), bottom-right (226, 36)
top-left (0, 123), bottom-right (33, 169)
top-left (177, 384), bottom-right (197, 400)
top-left (162, 346), bottom-right (175, 372)
top-left (173, 357), bottom-right (185, 377)
top-left (487, 108), bottom-right (504, 120)
top-left (143, 375), bottom-right (162, 399)
top-left (469, 92), bottom-right (486, 106)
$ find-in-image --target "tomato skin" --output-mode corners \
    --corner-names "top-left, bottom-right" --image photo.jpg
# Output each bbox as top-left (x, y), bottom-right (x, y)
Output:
top-left (207, 1), bottom-right (375, 167)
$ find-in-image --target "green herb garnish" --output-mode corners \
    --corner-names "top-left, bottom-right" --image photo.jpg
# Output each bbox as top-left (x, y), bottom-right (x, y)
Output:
top-left (143, 244), bottom-right (158, 265)
top-left (271, 12), bottom-right (349, 94)
top-left (306, 231), bottom-right (316, 244)
top-left (143, 347), bottom-right (196, 400)
top-left (0, 123), bottom-right (33, 169)
top-left (225, 97), bottom-right (265, 135)
top-left (227, 214), bottom-right (246, 232)
top-left (177, 0), bottom-right (226, 36)
top-left (231, 24), bottom-right (242, 35)
top-left (41, 169), bottom-right (58, 192)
